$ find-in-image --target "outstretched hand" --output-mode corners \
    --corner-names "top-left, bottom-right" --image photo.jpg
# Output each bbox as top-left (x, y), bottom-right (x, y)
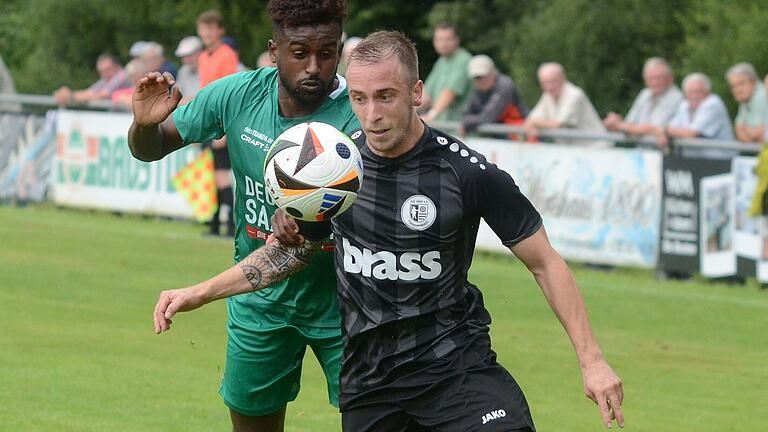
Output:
top-left (133, 71), bottom-right (183, 126)
top-left (153, 286), bottom-right (206, 334)
top-left (582, 359), bottom-right (625, 428)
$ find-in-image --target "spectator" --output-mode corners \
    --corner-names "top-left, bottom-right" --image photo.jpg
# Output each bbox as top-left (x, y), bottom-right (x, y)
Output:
top-left (420, 23), bottom-right (472, 123)
top-left (525, 62), bottom-right (608, 146)
top-left (256, 50), bottom-right (276, 69)
top-left (0, 54), bottom-right (21, 112)
top-left (727, 62), bottom-right (767, 144)
top-left (196, 10), bottom-right (239, 237)
top-left (337, 35), bottom-right (361, 76)
top-left (141, 42), bottom-right (178, 77)
top-left (221, 35), bottom-right (249, 72)
top-left (174, 36), bottom-right (203, 98)
top-left (196, 10), bottom-right (239, 88)
top-left (52, 53), bottom-right (129, 106)
top-left (654, 72), bottom-right (734, 159)
top-left (111, 59), bottom-right (149, 111)
top-left (461, 54), bottom-right (528, 134)
top-left (604, 57), bottom-right (683, 136)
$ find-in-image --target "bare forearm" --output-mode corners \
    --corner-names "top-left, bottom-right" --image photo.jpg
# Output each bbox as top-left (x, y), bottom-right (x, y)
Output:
top-left (128, 121), bottom-right (183, 162)
top-left (531, 255), bottom-right (603, 365)
top-left (430, 90), bottom-right (457, 116)
top-left (622, 122), bottom-right (655, 136)
top-left (527, 118), bottom-right (561, 129)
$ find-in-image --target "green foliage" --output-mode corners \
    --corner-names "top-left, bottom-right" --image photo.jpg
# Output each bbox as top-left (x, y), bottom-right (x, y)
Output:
top-left (345, 0), bottom-right (440, 78)
top-left (3, 0), bottom-right (768, 116)
top-left (677, 0), bottom-right (768, 115)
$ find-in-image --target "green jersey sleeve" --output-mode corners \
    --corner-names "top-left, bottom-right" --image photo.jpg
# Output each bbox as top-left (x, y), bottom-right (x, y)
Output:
top-left (173, 70), bottom-right (265, 144)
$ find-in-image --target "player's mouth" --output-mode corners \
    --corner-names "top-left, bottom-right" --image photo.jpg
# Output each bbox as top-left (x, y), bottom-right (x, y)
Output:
top-left (368, 128), bottom-right (389, 137)
top-left (299, 80), bottom-right (322, 91)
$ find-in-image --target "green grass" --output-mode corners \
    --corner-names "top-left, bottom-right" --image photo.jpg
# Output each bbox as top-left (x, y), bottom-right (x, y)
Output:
top-left (1, 205), bottom-right (766, 431)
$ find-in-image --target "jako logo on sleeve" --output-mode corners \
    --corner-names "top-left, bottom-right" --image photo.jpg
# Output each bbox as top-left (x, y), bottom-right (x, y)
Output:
top-left (481, 409), bottom-right (507, 425)
top-left (342, 238), bottom-right (441, 281)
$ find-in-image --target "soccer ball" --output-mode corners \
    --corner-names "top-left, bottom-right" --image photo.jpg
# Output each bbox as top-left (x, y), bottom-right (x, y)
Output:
top-left (264, 122), bottom-right (363, 222)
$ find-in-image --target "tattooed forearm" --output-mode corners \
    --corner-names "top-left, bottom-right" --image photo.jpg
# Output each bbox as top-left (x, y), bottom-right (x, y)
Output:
top-left (240, 265), bottom-right (263, 290)
top-left (238, 240), bottom-right (321, 291)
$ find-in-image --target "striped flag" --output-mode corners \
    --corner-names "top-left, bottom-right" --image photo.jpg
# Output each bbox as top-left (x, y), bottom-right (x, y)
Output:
top-left (172, 148), bottom-right (217, 222)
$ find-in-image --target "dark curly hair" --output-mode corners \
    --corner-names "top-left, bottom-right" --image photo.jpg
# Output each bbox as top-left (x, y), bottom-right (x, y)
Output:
top-left (268, 0), bottom-right (346, 31)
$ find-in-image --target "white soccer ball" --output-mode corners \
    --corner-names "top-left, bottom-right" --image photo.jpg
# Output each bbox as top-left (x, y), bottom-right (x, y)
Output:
top-left (264, 122), bottom-right (363, 222)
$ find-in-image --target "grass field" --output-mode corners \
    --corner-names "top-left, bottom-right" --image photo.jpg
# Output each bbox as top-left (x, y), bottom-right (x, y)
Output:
top-left (1, 205), bottom-right (766, 431)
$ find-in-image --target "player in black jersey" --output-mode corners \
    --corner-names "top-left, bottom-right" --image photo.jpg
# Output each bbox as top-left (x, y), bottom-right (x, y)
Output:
top-left (153, 31), bottom-right (625, 431)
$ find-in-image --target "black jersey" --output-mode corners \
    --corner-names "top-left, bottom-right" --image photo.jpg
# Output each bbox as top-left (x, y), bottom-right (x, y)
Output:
top-left (323, 125), bottom-right (541, 404)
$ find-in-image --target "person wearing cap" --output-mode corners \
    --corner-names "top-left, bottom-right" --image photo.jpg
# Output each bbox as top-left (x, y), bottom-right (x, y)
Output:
top-left (174, 36), bottom-right (203, 98)
top-left (461, 54), bottom-right (528, 134)
top-left (141, 42), bottom-right (178, 77)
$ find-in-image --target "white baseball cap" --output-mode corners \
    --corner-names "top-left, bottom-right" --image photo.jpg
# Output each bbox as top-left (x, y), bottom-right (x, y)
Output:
top-left (175, 36), bottom-right (203, 58)
top-left (129, 41), bottom-right (149, 58)
top-left (468, 55), bottom-right (496, 78)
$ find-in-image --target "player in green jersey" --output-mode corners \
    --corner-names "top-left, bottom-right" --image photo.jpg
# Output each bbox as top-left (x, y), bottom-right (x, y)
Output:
top-left (127, 1), bottom-right (356, 431)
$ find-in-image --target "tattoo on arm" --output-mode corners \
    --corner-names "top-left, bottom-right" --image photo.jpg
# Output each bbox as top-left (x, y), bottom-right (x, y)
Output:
top-left (238, 240), bottom-right (321, 291)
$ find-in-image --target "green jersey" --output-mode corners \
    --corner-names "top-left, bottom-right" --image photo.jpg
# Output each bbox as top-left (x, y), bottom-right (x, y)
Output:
top-left (173, 68), bottom-right (359, 328)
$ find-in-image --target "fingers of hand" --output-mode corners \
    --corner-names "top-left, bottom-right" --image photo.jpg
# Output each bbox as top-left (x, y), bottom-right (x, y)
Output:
top-left (596, 395), bottom-right (613, 428)
top-left (609, 395), bottom-right (625, 428)
top-left (153, 292), bottom-right (172, 334)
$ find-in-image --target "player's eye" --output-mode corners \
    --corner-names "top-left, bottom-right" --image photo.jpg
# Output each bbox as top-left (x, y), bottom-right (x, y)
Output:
top-left (292, 50), bottom-right (307, 58)
top-left (352, 95), bottom-right (366, 104)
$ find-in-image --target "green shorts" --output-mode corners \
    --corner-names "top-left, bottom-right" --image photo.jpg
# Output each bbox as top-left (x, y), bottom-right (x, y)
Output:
top-left (219, 305), bottom-right (343, 417)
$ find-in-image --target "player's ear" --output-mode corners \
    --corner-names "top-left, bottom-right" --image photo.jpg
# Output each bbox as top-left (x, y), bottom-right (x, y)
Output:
top-left (413, 80), bottom-right (424, 108)
top-left (268, 40), bottom-right (277, 64)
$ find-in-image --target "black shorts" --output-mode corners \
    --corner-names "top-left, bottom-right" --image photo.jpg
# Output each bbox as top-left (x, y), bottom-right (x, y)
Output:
top-left (341, 363), bottom-right (536, 432)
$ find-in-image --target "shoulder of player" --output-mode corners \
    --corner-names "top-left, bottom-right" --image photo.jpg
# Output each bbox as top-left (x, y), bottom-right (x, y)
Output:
top-left (427, 128), bottom-right (489, 170)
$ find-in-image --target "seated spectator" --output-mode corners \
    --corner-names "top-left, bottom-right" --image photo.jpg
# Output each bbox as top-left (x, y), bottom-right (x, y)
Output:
top-left (420, 23), bottom-right (473, 123)
top-left (141, 42), bottom-right (178, 77)
top-left (604, 57), bottom-right (683, 136)
top-left (653, 73), bottom-right (734, 159)
top-left (525, 62), bottom-right (609, 147)
top-left (196, 10), bottom-right (239, 88)
top-left (53, 53), bottom-right (129, 106)
top-left (727, 62), bottom-right (767, 143)
top-left (174, 36), bottom-right (203, 98)
top-left (256, 50), bottom-right (276, 69)
top-left (111, 59), bottom-right (149, 111)
top-left (461, 54), bottom-right (528, 134)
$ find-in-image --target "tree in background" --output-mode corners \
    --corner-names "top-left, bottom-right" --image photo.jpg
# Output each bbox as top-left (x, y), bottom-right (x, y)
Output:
top-left (3, 0), bottom-right (768, 119)
top-left (678, 0), bottom-right (768, 116)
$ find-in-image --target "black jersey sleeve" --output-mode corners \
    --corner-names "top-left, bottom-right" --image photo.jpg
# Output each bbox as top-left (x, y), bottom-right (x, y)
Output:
top-left (295, 220), bottom-right (333, 241)
top-left (462, 159), bottom-right (542, 247)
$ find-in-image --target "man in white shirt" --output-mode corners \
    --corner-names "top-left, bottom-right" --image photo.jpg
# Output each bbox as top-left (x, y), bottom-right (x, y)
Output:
top-left (654, 72), bottom-right (734, 159)
top-left (524, 62), bottom-right (609, 147)
top-left (604, 57), bottom-right (683, 136)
